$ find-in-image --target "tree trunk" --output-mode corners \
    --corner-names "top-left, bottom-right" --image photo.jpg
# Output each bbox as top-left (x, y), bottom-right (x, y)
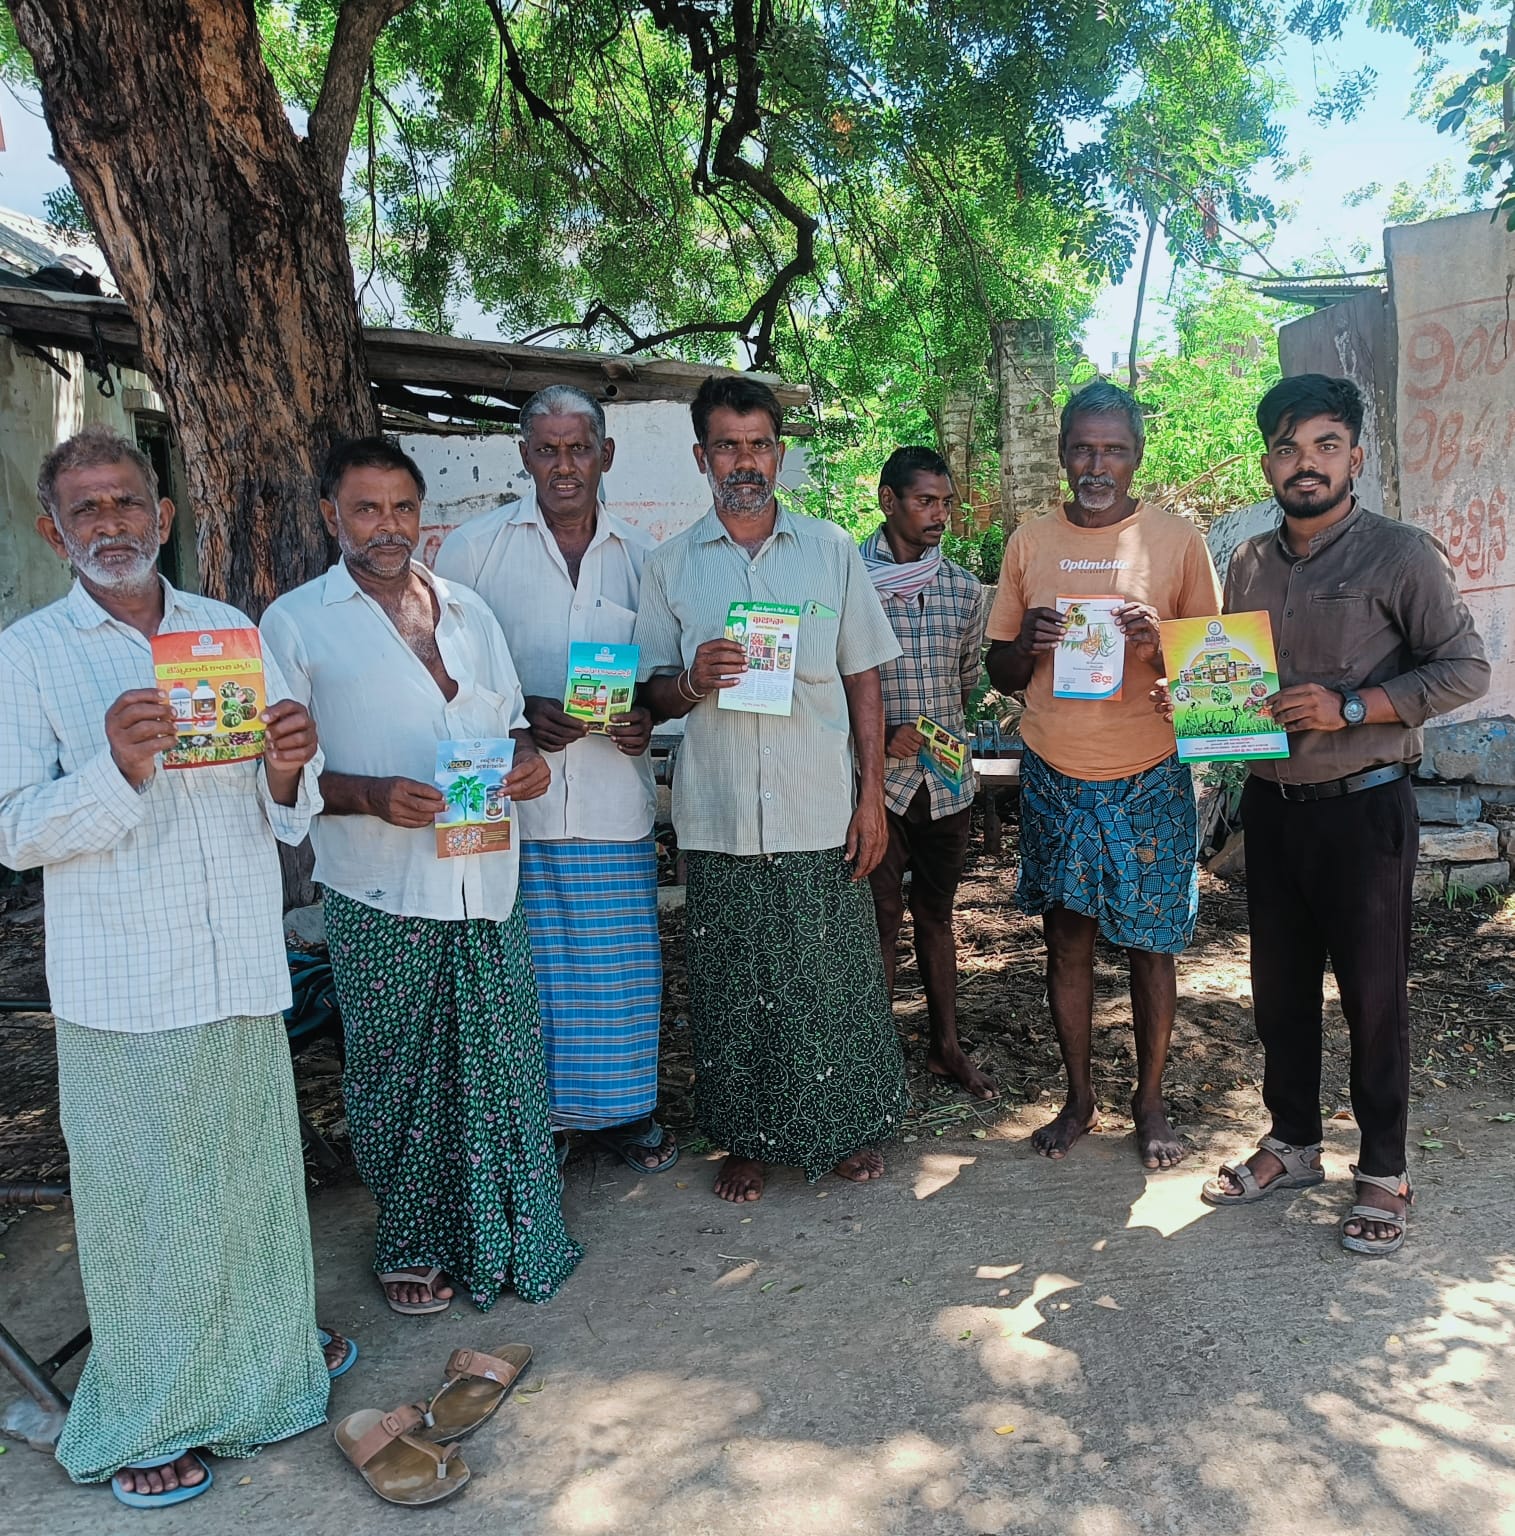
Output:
top-left (1128, 213), bottom-right (1158, 392)
top-left (9, 0), bottom-right (381, 617)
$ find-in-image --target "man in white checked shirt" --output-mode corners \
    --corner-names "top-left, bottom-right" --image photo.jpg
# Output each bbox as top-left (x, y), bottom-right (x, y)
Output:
top-left (0, 427), bottom-right (344, 1510)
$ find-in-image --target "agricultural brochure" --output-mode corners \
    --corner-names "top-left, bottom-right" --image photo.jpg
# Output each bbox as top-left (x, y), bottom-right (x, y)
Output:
top-left (1160, 611), bottom-right (1291, 763)
top-left (151, 627), bottom-right (266, 769)
top-left (433, 737), bottom-right (515, 857)
top-left (718, 601), bottom-right (802, 716)
top-left (915, 714), bottom-right (968, 791)
top-left (1053, 595), bottom-right (1125, 701)
top-left (563, 641), bottom-right (639, 732)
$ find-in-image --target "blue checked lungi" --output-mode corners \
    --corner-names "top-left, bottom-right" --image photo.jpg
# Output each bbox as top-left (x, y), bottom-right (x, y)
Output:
top-left (519, 838), bottom-right (663, 1129)
top-left (1015, 748), bottom-right (1199, 955)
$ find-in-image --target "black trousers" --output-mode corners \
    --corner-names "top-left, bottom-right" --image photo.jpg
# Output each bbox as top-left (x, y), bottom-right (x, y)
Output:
top-left (1241, 773), bottom-right (1417, 1177)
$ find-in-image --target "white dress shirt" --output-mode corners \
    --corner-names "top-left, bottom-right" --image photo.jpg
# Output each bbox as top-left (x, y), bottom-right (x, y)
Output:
top-left (260, 560), bottom-right (529, 922)
top-left (434, 489), bottom-right (657, 843)
top-left (0, 580), bottom-right (321, 1034)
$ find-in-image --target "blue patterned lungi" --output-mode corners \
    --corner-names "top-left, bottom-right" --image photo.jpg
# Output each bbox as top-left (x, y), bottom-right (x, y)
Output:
top-left (519, 838), bottom-right (663, 1130)
top-left (1016, 749), bottom-right (1199, 955)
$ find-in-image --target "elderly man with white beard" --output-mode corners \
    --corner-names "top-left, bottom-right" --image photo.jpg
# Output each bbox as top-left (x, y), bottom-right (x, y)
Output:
top-left (985, 380), bottom-right (1223, 1172)
top-left (633, 374), bottom-right (908, 1204)
top-left (0, 426), bottom-right (349, 1510)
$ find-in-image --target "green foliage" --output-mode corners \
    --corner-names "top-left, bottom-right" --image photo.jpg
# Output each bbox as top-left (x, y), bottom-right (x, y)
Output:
top-left (1128, 275), bottom-right (1302, 516)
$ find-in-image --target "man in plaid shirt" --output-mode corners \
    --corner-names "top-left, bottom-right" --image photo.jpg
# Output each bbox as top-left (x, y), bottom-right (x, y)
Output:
top-left (860, 447), bottom-right (993, 1098)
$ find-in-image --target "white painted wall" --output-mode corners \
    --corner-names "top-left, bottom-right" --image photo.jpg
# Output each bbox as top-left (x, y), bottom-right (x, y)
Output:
top-left (400, 398), bottom-right (812, 565)
top-left (0, 337), bottom-right (163, 627)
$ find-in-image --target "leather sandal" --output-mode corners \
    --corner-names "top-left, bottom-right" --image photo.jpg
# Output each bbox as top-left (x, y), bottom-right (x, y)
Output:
top-left (334, 1404), bottom-right (471, 1506)
top-left (1340, 1166), bottom-right (1412, 1256)
top-left (415, 1345), bottom-right (533, 1443)
top-left (378, 1265), bottom-right (451, 1316)
top-left (1200, 1135), bottom-right (1325, 1206)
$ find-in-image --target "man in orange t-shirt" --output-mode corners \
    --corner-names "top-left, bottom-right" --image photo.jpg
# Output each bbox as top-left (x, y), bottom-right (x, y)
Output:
top-left (986, 380), bottom-right (1221, 1170)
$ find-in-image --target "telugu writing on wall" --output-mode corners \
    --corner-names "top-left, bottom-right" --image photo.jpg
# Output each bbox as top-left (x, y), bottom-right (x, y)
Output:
top-left (1396, 289), bottom-right (1515, 721)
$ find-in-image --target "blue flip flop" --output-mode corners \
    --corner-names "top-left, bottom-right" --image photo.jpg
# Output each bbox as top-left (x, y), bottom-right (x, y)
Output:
top-left (111, 1452), bottom-right (214, 1509)
top-left (319, 1327), bottom-right (359, 1379)
top-left (588, 1118), bottom-right (680, 1174)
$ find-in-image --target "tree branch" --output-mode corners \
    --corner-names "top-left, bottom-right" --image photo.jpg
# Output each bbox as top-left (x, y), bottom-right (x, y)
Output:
top-left (308, 0), bottom-right (413, 185)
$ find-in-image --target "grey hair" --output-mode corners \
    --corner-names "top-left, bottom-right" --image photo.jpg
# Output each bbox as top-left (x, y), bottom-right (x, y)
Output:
top-left (1059, 379), bottom-right (1147, 455)
top-left (37, 423), bottom-right (160, 521)
top-left (518, 384), bottom-right (607, 448)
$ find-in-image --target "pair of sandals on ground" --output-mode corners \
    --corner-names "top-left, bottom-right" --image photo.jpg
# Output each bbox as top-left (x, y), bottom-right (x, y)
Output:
top-left (334, 1343), bottom-right (532, 1505)
top-left (110, 1327), bottom-right (359, 1508)
top-left (1202, 1135), bottom-right (1412, 1255)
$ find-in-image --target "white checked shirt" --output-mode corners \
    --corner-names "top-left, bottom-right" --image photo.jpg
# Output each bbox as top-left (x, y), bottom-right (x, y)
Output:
top-left (0, 580), bottom-right (321, 1034)
top-left (260, 560), bottom-right (529, 922)
top-left (433, 489), bottom-right (656, 842)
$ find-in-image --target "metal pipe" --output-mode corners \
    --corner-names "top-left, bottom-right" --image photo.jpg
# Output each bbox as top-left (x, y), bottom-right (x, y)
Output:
top-left (0, 1183), bottom-right (69, 1207)
top-left (0, 1323), bottom-right (69, 1415)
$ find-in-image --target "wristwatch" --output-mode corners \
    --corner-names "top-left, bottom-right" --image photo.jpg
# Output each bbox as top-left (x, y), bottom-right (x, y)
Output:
top-left (1340, 690), bottom-right (1367, 726)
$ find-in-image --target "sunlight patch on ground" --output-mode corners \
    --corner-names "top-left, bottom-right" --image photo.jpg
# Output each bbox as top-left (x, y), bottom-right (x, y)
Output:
top-left (912, 1152), bottom-right (977, 1200)
top-left (1125, 1172), bottom-right (1216, 1237)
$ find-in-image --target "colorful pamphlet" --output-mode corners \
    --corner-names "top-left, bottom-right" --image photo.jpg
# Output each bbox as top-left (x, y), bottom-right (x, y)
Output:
top-left (1160, 611), bottom-right (1291, 763)
top-left (719, 600), bottom-right (802, 716)
top-left (564, 641), bottom-right (639, 732)
top-left (433, 737), bottom-right (515, 857)
top-left (1052, 595), bottom-right (1125, 701)
top-left (151, 627), bottom-right (267, 769)
top-left (916, 714), bottom-right (968, 790)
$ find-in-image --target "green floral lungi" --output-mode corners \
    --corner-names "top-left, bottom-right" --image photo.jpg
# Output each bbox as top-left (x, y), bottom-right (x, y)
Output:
top-left (685, 846), bottom-right (910, 1180)
top-left (53, 1013), bottom-right (330, 1484)
top-left (324, 891), bottom-right (582, 1307)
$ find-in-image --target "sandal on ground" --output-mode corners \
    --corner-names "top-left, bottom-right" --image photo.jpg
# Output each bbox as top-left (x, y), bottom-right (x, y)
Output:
top-left (1200, 1135), bottom-right (1325, 1206)
top-left (319, 1326), bottom-right (359, 1379)
top-left (378, 1266), bottom-right (451, 1316)
top-left (334, 1404), bottom-right (470, 1506)
top-left (415, 1345), bottom-right (533, 1443)
top-left (111, 1452), bottom-right (213, 1509)
top-left (1340, 1166), bottom-right (1413, 1257)
top-left (588, 1117), bottom-right (679, 1174)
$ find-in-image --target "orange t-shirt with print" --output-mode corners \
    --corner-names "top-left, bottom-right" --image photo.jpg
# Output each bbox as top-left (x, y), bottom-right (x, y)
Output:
top-left (985, 502), bottom-right (1222, 780)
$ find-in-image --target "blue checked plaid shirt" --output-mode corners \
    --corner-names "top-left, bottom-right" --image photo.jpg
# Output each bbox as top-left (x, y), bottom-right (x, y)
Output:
top-left (863, 527), bottom-right (988, 818)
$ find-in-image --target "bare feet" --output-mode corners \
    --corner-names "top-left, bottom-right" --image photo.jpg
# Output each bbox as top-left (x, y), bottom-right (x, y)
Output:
top-left (114, 1453), bottom-right (208, 1498)
top-left (714, 1155), bottom-right (766, 1202)
top-left (1031, 1095), bottom-right (1098, 1159)
top-left (1342, 1179), bottom-right (1409, 1247)
top-left (383, 1268), bottom-right (454, 1309)
top-left (927, 1042), bottom-right (999, 1100)
top-left (1132, 1096), bottom-right (1185, 1169)
top-left (833, 1146), bottom-right (884, 1182)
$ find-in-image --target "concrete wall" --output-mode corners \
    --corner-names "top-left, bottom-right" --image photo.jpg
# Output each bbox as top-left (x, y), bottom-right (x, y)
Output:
top-left (1277, 289), bottom-right (1395, 520)
top-left (400, 398), bottom-right (813, 564)
top-left (1386, 212), bottom-right (1515, 733)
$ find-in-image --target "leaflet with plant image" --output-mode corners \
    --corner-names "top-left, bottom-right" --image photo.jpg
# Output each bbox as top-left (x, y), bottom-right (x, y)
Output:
top-left (1052, 595), bottom-right (1125, 701)
top-left (915, 713), bottom-right (968, 790)
top-left (151, 627), bottom-right (267, 769)
top-left (1160, 611), bottom-right (1291, 763)
top-left (718, 600), bottom-right (803, 716)
top-left (434, 737), bottom-right (515, 857)
top-left (563, 641), bottom-right (639, 732)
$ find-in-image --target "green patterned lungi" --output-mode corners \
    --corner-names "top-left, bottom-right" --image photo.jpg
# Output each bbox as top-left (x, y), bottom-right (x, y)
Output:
top-left (53, 1013), bottom-right (330, 1484)
top-left (685, 846), bottom-right (910, 1180)
top-left (324, 891), bottom-right (582, 1307)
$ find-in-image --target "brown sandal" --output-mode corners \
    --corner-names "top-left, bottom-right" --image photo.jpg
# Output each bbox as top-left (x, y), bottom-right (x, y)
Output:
top-left (415, 1345), bottom-right (533, 1443)
top-left (334, 1404), bottom-right (471, 1505)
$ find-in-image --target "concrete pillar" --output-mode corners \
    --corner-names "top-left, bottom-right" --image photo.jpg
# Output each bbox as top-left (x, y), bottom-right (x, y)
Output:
top-left (993, 319), bottom-right (1061, 529)
top-left (935, 382), bottom-right (978, 534)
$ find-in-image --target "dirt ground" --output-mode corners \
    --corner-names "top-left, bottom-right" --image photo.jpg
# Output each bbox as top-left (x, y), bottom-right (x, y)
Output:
top-left (3, 825), bottom-right (1515, 1535)
top-left (3, 818), bottom-right (1514, 1183)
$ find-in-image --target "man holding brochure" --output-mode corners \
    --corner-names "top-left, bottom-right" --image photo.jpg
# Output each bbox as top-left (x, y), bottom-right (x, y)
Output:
top-left (434, 385), bottom-right (674, 1175)
top-left (634, 375), bottom-right (908, 1204)
top-left (0, 427), bottom-right (343, 1508)
top-left (261, 436), bottom-right (581, 1315)
top-left (1198, 375), bottom-right (1488, 1257)
top-left (860, 446), bottom-right (992, 1099)
top-left (985, 380), bottom-right (1222, 1170)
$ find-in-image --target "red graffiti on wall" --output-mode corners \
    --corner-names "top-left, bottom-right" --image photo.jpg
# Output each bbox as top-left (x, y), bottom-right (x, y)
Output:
top-left (1414, 488), bottom-right (1509, 584)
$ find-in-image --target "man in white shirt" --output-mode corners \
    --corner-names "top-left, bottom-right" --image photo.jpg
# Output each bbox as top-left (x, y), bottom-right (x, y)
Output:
top-left (261, 437), bottom-right (582, 1318)
top-left (0, 426), bottom-right (341, 1509)
top-left (434, 386), bottom-right (674, 1174)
